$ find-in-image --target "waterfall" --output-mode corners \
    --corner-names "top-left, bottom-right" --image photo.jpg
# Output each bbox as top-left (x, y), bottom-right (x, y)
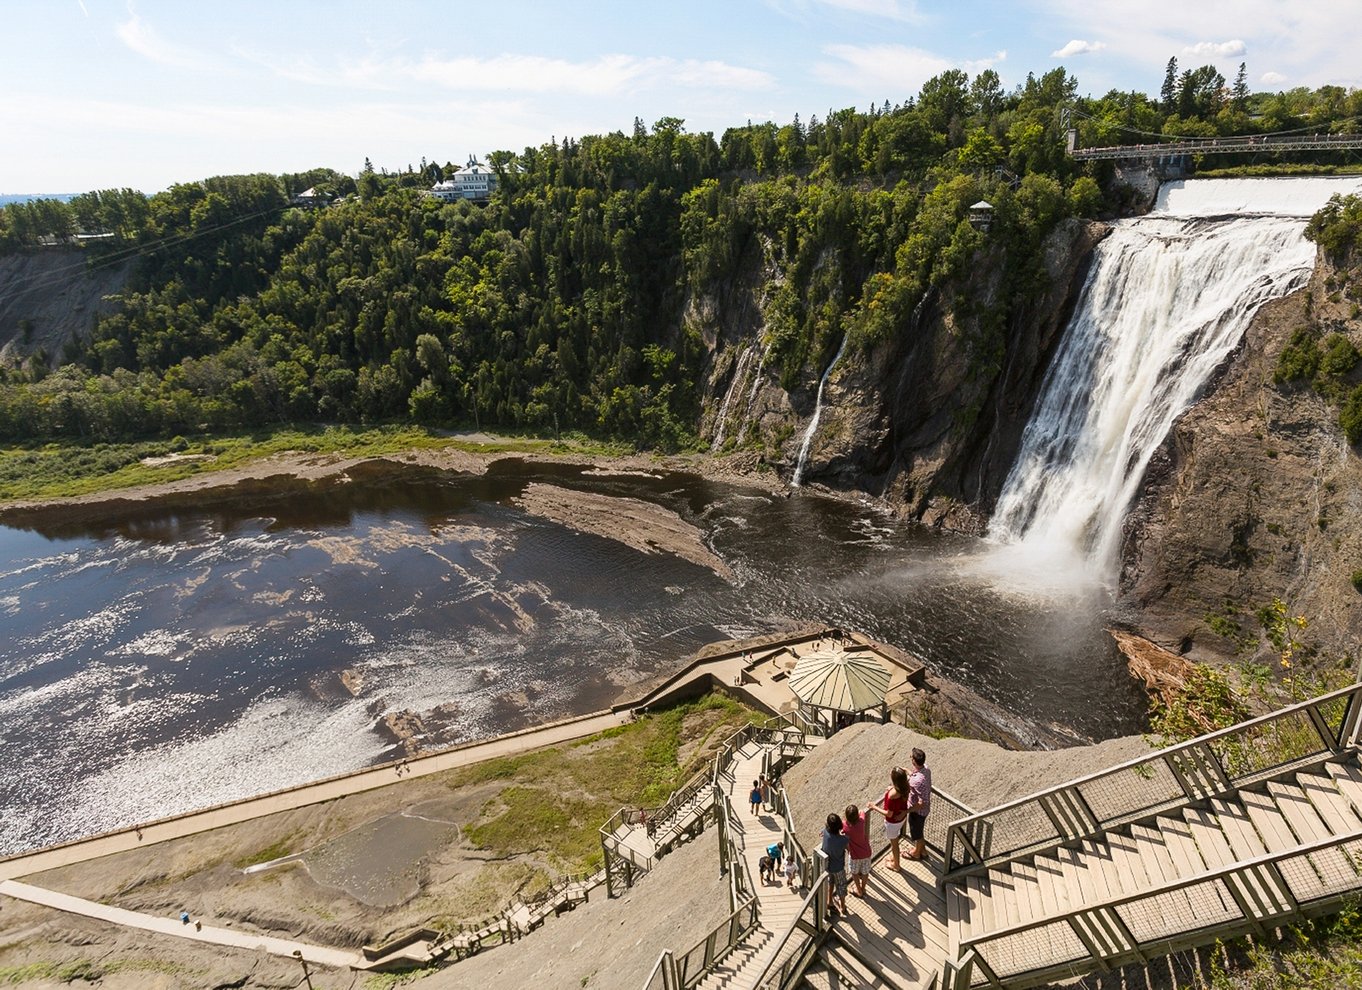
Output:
top-left (710, 346), bottom-right (755, 452)
top-left (737, 343), bottom-right (771, 435)
top-left (792, 335), bottom-right (849, 487)
top-left (989, 176), bottom-right (1362, 587)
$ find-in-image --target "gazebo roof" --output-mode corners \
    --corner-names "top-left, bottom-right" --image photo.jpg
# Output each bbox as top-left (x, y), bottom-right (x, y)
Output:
top-left (788, 649), bottom-right (891, 712)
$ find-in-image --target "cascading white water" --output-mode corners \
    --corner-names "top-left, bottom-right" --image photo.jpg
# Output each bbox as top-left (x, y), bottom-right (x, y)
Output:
top-left (792, 335), bottom-right (849, 487)
top-left (738, 342), bottom-right (771, 435)
top-left (711, 345), bottom-right (755, 451)
top-left (988, 177), bottom-right (1362, 589)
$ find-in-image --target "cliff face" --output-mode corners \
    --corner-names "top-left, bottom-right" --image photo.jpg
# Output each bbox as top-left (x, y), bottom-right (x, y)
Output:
top-left (0, 251), bottom-right (131, 364)
top-left (696, 218), bottom-right (1109, 528)
top-left (1121, 253), bottom-right (1362, 667)
top-left (695, 202), bottom-right (1362, 674)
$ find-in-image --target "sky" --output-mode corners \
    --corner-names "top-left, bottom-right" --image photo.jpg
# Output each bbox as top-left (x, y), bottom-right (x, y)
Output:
top-left (3, 0), bottom-right (1359, 195)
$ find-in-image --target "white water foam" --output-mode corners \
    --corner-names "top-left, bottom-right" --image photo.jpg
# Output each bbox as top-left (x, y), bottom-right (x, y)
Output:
top-left (793, 335), bottom-right (849, 487)
top-left (987, 176), bottom-right (1362, 594)
top-left (711, 345), bottom-right (756, 451)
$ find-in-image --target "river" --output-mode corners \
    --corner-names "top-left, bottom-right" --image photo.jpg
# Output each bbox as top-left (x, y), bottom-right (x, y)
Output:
top-left (0, 459), bottom-right (1146, 854)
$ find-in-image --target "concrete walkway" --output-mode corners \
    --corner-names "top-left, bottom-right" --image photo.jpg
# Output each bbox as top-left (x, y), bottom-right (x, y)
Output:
top-left (1, 708), bottom-right (629, 881)
top-left (0, 879), bottom-right (359, 969)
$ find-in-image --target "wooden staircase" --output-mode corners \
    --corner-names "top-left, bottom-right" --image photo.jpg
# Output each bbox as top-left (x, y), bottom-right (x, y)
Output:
top-left (935, 684), bottom-right (1362, 990)
top-left (644, 686), bottom-right (1362, 990)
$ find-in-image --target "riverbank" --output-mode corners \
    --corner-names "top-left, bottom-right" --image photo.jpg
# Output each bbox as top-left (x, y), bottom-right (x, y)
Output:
top-left (0, 427), bottom-right (781, 518)
top-left (0, 693), bottom-right (761, 990)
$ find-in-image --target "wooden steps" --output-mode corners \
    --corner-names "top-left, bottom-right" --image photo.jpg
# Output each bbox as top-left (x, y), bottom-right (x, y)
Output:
top-left (940, 758), bottom-right (1362, 989)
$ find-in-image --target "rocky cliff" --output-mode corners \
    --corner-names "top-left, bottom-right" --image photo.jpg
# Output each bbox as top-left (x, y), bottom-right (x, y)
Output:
top-left (1122, 251), bottom-right (1362, 669)
top-left (697, 217), bottom-right (1109, 528)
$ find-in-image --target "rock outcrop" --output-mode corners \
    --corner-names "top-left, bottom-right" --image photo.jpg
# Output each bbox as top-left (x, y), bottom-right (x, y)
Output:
top-left (1121, 253), bottom-right (1362, 667)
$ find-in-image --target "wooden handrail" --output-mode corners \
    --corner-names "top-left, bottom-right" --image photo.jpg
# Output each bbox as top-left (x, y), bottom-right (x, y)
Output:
top-left (945, 683), bottom-right (1362, 872)
top-left (956, 822), bottom-right (1362, 983)
top-left (750, 878), bottom-right (826, 990)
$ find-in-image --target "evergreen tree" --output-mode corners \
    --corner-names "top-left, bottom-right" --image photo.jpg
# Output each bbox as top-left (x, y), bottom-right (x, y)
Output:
top-left (1161, 57), bottom-right (1179, 111)
top-left (1232, 62), bottom-right (1249, 110)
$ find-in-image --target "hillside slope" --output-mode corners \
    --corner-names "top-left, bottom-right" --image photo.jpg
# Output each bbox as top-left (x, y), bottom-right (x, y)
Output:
top-left (0, 251), bottom-right (130, 363)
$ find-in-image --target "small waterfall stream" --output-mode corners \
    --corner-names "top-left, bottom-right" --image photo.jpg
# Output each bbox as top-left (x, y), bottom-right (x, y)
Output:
top-left (710, 346), bottom-right (755, 451)
top-left (737, 343), bottom-right (771, 438)
top-left (988, 177), bottom-right (1362, 587)
top-left (792, 335), bottom-right (849, 487)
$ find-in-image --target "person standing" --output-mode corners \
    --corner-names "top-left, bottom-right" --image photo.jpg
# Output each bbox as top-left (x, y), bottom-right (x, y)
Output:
top-left (844, 805), bottom-right (872, 898)
top-left (821, 813), bottom-right (850, 918)
top-left (906, 748), bottom-right (932, 861)
top-left (867, 765), bottom-right (910, 870)
top-left (749, 780), bottom-right (763, 816)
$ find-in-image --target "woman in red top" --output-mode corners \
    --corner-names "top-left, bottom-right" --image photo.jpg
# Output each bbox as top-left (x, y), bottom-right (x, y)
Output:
top-left (867, 765), bottom-right (910, 870)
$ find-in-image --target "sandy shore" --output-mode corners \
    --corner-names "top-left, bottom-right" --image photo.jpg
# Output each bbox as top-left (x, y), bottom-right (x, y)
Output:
top-left (515, 481), bottom-right (736, 581)
top-left (0, 442), bottom-right (782, 529)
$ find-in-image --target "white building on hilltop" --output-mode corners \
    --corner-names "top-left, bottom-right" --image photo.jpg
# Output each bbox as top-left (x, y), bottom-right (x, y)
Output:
top-left (430, 155), bottom-right (499, 203)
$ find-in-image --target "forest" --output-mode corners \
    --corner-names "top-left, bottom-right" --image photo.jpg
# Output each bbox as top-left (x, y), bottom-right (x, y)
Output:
top-left (0, 63), bottom-right (1360, 449)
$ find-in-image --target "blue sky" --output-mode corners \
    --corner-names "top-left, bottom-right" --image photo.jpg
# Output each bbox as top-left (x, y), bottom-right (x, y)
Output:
top-left (3, 0), bottom-right (1358, 194)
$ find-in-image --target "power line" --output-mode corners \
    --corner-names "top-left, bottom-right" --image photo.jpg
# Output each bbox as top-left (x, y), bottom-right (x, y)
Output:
top-left (0, 203), bottom-right (289, 309)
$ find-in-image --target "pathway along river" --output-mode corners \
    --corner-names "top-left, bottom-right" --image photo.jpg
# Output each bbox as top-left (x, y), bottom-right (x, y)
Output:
top-left (0, 459), bottom-right (1145, 854)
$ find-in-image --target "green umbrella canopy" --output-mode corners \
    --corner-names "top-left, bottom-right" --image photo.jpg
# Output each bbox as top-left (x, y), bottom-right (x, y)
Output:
top-left (788, 649), bottom-right (891, 712)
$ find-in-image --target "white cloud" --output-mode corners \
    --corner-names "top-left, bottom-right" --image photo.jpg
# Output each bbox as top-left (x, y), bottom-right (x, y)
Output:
top-left (815, 44), bottom-right (1005, 96)
top-left (1182, 39), bottom-right (1247, 58)
top-left (1029, 0), bottom-right (1362, 90)
top-left (239, 50), bottom-right (773, 97)
top-left (1261, 70), bottom-right (1288, 85)
top-left (1051, 39), bottom-right (1106, 58)
top-left (115, 6), bottom-right (210, 70)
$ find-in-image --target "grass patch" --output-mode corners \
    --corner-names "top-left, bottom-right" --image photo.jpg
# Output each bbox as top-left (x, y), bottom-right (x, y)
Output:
top-left (1202, 903), bottom-right (1362, 988)
top-left (446, 693), bottom-right (760, 871)
top-left (232, 832), bottom-right (299, 870)
top-left (105, 958), bottom-right (195, 977)
top-left (0, 961), bottom-right (101, 984)
top-left (0, 425), bottom-right (633, 502)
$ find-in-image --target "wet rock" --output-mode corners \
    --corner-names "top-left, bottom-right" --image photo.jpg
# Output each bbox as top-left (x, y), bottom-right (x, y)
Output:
top-left (339, 668), bottom-right (364, 697)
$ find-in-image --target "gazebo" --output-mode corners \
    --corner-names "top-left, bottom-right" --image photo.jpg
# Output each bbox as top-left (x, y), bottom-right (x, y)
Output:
top-left (788, 648), bottom-right (891, 735)
top-left (968, 200), bottom-right (994, 231)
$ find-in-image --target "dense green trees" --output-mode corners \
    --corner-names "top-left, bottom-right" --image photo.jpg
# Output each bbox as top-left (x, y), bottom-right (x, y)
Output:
top-left (1, 67), bottom-right (1359, 450)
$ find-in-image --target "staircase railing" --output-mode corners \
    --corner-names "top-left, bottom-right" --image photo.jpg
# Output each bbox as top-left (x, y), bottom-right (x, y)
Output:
top-left (648, 767), bottom-right (713, 840)
top-left (944, 682), bottom-right (1362, 875)
top-left (643, 895), bottom-right (760, 990)
top-left (639, 715), bottom-right (818, 989)
top-left (751, 850), bottom-right (830, 990)
top-left (952, 822), bottom-right (1362, 989)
